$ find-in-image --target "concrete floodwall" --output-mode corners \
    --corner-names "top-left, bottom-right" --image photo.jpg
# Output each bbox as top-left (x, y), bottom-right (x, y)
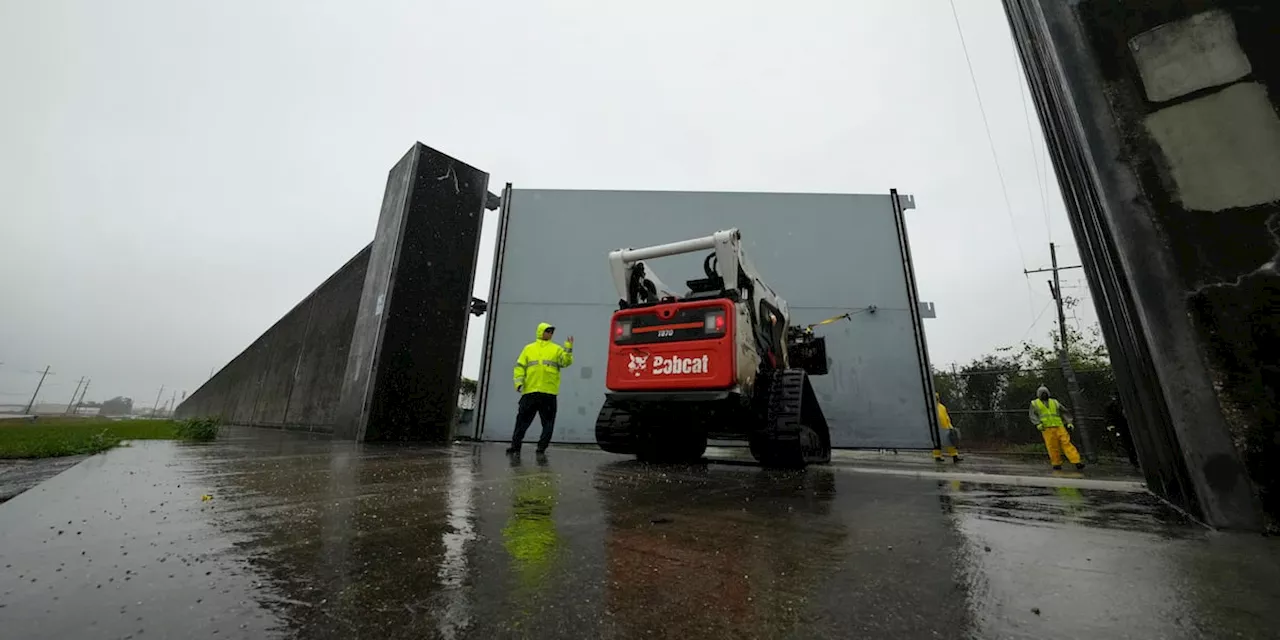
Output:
top-left (1005, 1), bottom-right (1279, 529)
top-left (176, 246), bottom-right (371, 432)
top-left (177, 141), bottom-right (489, 442)
top-left (333, 143), bottom-right (489, 442)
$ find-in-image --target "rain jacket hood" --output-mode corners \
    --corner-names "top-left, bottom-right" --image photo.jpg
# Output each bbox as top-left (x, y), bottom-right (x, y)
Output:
top-left (514, 322), bottom-right (574, 395)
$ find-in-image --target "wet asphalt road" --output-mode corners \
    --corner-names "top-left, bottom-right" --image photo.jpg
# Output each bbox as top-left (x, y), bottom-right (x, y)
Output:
top-left (0, 455), bottom-right (87, 503)
top-left (1, 428), bottom-right (1278, 639)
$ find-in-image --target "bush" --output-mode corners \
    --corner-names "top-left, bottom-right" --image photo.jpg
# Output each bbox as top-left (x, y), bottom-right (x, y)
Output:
top-left (175, 417), bottom-right (221, 442)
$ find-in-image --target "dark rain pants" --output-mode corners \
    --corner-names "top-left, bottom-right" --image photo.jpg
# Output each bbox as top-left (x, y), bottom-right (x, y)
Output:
top-left (511, 392), bottom-right (557, 451)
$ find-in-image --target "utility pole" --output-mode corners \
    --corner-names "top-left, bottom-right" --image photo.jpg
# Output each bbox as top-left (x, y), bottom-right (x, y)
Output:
top-left (167, 391), bottom-right (176, 418)
top-left (23, 366), bottom-right (51, 414)
top-left (1026, 242), bottom-right (1096, 462)
top-left (75, 379), bottom-right (91, 414)
top-left (64, 376), bottom-right (86, 414)
top-left (152, 385), bottom-right (165, 418)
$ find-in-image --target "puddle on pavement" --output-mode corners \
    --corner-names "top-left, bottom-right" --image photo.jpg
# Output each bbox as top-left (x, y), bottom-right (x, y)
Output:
top-left (937, 480), bottom-right (1200, 538)
top-left (3, 429), bottom-right (1279, 640)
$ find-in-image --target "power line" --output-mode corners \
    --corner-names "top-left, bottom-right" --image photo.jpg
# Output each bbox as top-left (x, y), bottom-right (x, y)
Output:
top-left (948, 0), bottom-right (1028, 268)
top-left (1023, 274), bottom-right (1038, 324)
top-left (1039, 136), bottom-right (1054, 241)
top-left (1016, 66), bottom-right (1052, 243)
top-left (1008, 30), bottom-right (1055, 245)
top-left (1019, 300), bottom-right (1055, 342)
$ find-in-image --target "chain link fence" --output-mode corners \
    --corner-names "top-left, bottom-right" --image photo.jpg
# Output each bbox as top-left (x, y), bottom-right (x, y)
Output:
top-left (933, 365), bottom-right (1131, 458)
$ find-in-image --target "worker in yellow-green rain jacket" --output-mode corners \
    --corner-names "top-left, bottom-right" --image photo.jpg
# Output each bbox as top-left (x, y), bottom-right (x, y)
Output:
top-left (932, 393), bottom-right (962, 464)
top-left (1030, 385), bottom-right (1085, 471)
top-left (507, 322), bottom-right (574, 455)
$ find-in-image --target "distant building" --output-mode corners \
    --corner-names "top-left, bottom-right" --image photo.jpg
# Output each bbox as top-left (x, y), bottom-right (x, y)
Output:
top-left (30, 403), bottom-right (73, 415)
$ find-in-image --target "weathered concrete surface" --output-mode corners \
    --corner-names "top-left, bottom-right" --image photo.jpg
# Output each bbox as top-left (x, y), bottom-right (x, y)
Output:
top-left (1086, 2), bottom-right (1280, 530)
top-left (1130, 9), bottom-right (1252, 102)
top-left (181, 142), bottom-right (488, 441)
top-left (1005, 0), bottom-right (1280, 530)
top-left (1146, 82), bottom-right (1280, 211)
top-left (177, 246), bottom-right (370, 431)
top-left (335, 143), bottom-right (488, 443)
top-left (2, 428), bottom-right (1278, 639)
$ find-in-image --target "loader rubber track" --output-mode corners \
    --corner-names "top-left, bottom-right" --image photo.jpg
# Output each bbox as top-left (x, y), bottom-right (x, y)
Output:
top-left (596, 399), bottom-right (707, 462)
top-left (750, 369), bottom-right (832, 468)
top-left (595, 400), bottom-right (637, 455)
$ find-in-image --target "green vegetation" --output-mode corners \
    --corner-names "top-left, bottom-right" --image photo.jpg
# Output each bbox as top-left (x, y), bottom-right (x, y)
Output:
top-left (459, 377), bottom-right (479, 396)
top-left (0, 416), bottom-right (223, 459)
top-left (934, 324), bottom-right (1122, 453)
top-left (1001, 442), bottom-right (1050, 455)
top-left (0, 418), bottom-right (179, 458)
top-left (174, 417), bottom-right (221, 442)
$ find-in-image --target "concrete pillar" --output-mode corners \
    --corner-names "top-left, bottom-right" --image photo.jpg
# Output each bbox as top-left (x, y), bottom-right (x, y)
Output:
top-left (1005, 1), bottom-right (1279, 530)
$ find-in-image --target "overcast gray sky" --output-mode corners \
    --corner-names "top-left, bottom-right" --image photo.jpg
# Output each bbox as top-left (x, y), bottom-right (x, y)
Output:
top-left (0, 0), bottom-right (1097, 408)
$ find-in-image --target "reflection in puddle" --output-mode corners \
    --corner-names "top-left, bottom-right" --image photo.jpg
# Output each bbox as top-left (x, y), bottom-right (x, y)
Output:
top-left (56, 431), bottom-right (1270, 640)
top-left (942, 480), bottom-right (1199, 639)
top-left (437, 450), bottom-right (477, 639)
top-left (595, 463), bottom-right (847, 637)
top-left (939, 481), bottom-right (1196, 536)
top-left (503, 462), bottom-right (561, 592)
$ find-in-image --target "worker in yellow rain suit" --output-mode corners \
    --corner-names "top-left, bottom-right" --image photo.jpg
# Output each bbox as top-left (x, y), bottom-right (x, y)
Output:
top-left (1030, 385), bottom-right (1085, 471)
top-left (508, 322), bottom-right (574, 455)
top-left (932, 393), bottom-right (962, 463)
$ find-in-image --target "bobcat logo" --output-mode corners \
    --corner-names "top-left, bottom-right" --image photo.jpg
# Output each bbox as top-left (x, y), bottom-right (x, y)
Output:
top-left (628, 353), bottom-right (649, 377)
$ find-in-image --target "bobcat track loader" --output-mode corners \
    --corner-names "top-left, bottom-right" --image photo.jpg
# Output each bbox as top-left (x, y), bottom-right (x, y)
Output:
top-left (594, 229), bottom-right (833, 467)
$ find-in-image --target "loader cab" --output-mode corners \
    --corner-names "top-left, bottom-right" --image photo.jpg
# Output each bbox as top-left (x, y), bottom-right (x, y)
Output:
top-left (758, 300), bottom-right (787, 369)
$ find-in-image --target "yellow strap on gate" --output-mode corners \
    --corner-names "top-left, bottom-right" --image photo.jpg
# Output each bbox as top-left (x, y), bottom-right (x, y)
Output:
top-left (804, 312), bottom-right (852, 333)
top-left (803, 306), bottom-right (881, 333)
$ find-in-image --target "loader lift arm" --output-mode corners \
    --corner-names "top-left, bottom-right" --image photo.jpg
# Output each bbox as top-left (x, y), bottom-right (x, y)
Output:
top-left (608, 229), bottom-right (772, 308)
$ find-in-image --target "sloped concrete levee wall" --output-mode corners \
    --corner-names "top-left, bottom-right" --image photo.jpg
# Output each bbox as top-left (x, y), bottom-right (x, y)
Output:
top-left (178, 142), bottom-right (488, 442)
top-left (1005, 1), bottom-right (1279, 530)
top-left (176, 246), bottom-right (371, 432)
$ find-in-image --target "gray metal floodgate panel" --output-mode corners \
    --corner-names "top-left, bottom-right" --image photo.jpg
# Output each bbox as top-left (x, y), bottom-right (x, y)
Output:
top-left (478, 189), bottom-right (935, 449)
